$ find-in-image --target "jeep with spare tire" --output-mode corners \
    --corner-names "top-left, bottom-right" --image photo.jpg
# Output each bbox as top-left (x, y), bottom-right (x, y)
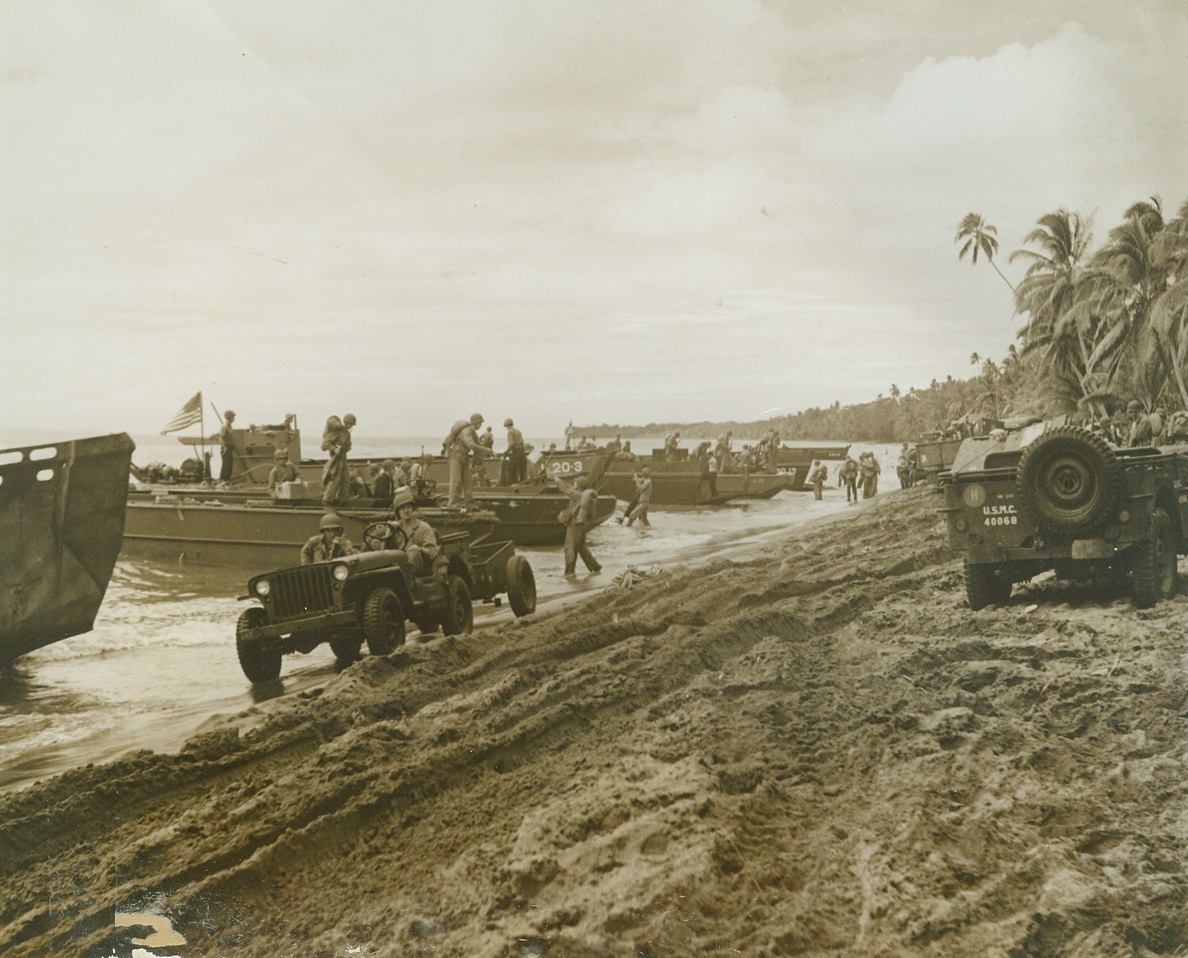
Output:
top-left (234, 523), bottom-right (537, 683)
top-left (939, 420), bottom-right (1187, 610)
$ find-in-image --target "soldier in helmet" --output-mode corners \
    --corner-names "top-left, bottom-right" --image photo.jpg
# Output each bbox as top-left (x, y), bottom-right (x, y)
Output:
top-left (1126, 400), bottom-right (1153, 447)
top-left (300, 513), bottom-right (359, 565)
top-left (372, 459), bottom-right (397, 504)
top-left (218, 410), bottom-right (237, 485)
top-left (386, 486), bottom-right (440, 575)
top-left (504, 417), bottom-right (527, 483)
top-left (268, 446), bottom-right (299, 494)
top-left (442, 412), bottom-right (488, 509)
top-left (555, 474), bottom-right (602, 577)
top-left (321, 413), bottom-right (356, 506)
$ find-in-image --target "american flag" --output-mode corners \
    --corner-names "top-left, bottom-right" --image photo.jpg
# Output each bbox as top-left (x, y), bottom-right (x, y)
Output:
top-left (160, 391), bottom-right (203, 434)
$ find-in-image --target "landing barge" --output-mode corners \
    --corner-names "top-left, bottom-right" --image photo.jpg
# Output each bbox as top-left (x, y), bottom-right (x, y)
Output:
top-left (1, 433), bottom-right (135, 663)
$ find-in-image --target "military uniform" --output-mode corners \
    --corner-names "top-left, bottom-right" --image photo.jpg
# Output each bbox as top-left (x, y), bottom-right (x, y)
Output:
top-left (219, 414), bottom-right (236, 483)
top-left (557, 477), bottom-right (602, 576)
top-left (505, 420), bottom-right (528, 483)
top-left (300, 533), bottom-right (358, 565)
top-left (268, 459), bottom-right (299, 493)
top-left (321, 415), bottom-right (355, 506)
top-left (445, 414), bottom-right (487, 509)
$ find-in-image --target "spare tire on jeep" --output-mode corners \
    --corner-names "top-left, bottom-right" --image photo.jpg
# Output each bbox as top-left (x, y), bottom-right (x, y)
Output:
top-left (1015, 425), bottom-right (1119, 536)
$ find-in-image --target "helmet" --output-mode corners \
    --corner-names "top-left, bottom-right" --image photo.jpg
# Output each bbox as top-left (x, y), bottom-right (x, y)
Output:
top-left (382, 459), bottom-right (396, 470)
top-left (391, 486), bottom-right (415, 511)
top-left (504, 418), bottom-right (514, 427)
top-left (470, 412), bottom-right (484, 425)
top-left (343, 413), bottom-right (357, 426)
top-left (225, 410), bottom-right (236, 419)
top-left (319, 513), bottom-right (343, 531)
top-left (576, 476), bottom-right (590, 489)
top-left (641, 467), bottom-right (651, 476)
top-left (273, 448), bottom-right (287, 459)
top-left (1127, 400), bottom-right (1142, 412)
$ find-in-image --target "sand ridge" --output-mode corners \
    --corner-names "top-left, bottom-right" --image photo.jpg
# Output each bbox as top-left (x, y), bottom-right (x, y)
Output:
top-left (1, 485), bottom-right (1185, 956)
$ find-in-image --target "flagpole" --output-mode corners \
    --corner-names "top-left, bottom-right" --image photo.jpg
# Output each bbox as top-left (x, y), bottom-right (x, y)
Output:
top-left (200, 401), bottom-right (208, 483)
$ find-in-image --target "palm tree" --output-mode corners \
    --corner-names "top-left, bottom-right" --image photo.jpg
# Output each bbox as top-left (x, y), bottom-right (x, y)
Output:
top-left (1142, 198), bottom-right (1188, 407)
top-left (1008, 208), bottom-right (1105, 413)
top-left (955, 214), bottom-right (1016, 293)
top-left (1086, 197), bottom-right (1175, 407)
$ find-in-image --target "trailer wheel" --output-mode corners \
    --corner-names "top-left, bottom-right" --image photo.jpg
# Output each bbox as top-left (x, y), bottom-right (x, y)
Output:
top-left (412, 617), bottom-right (439, 640)
top-left (505, 555), bottom-right (537, 617)
top-left (440, 575), bottom-right (474, 635)
top-left (1016, 426), bottom-right (1118, 536)
top-left (237, 607), bottom-right (281, 684)
top-left (363, 587), bottom-right (406, 655)
top-left (330, 632), bottom-right (362, 665)
top-left (1131, 508), bottom-right (1178, 608)
top-left (964, 562), bottom-right (1013, 610)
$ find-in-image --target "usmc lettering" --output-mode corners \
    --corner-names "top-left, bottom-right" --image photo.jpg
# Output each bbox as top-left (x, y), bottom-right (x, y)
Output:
top-left (982, 504), bottom-right (1017, 516)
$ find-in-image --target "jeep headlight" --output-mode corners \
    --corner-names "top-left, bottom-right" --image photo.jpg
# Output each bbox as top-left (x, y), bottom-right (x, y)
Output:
top-left (254, 579), bottom-right (271, 597)
top-left (332, 563), bottom-right (350, 582)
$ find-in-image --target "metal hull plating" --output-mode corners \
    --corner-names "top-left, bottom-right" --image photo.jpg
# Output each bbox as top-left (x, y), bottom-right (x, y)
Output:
top-left (122, 500), bottom-right (497, 568)
top-left (772, 444), bottom-right (851, 489)
top-left (1, 433), bottom-right (135, 662)
top-left (536, 450), bottom-right (791, 505)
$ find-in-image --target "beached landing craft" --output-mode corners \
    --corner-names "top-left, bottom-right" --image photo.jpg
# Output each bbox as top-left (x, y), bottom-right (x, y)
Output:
top-left (132, 416), bottom-right (614, 551)
top-left (772, 443), bottom-right (852, 489)
top-left (121, 495), bottom-right (499, 568)
top-left (0, 433), bottom-right (135, 663)
top-left (537, 447), bottom-right (793, 506)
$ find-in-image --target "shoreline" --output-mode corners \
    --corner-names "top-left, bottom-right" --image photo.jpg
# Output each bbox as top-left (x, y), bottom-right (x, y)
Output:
top-left (3, 485), bottom-right (1184, 957)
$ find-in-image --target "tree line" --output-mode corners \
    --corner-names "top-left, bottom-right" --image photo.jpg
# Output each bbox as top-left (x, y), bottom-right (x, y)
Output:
top-left (580, 195), bottom-right (1188, 444)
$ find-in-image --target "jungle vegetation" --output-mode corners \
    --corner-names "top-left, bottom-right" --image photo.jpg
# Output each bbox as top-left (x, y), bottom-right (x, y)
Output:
top-left (580, 196), bottom-right (1188, 443)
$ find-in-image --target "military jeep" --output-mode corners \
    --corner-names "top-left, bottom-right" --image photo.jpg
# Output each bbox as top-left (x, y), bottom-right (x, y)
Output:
top-left (234, 523), bottom-right (537, 683)
top-left (939, 422), bottom-right (1187, 610)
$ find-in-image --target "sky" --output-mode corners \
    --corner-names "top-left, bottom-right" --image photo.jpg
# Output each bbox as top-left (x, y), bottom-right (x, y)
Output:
top-left (2, 0), bottom-right (1186, 443)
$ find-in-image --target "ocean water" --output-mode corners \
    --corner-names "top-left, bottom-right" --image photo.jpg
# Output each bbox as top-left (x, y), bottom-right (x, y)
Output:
top-left (0, 434), bottom-right (905, 792)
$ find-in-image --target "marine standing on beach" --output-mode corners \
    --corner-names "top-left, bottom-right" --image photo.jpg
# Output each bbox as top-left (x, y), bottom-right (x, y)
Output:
top-left (626, 468), bottom-right (653, 527)
top-left (556, 475), bottom-right (602, 577)
top-left (444, 413), bottom-right (488, 509)
top-left (808, 460), bottom-right (829, 500)
top-left (321, 414), bottom-right (356, 506)
top-left (218, 410), bottom-right (237, 484)
top-left (839, 456), bottom-right (859, 503)
top-left (860, 452), bottom-right (881, 499)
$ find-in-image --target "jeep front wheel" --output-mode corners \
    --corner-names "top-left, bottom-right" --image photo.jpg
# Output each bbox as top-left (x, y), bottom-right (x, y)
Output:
top-left (237, 607), bottom-right (281, 684)
top-left (364, 587), bottom-right (406, 655)
top-left (1131, 508), bottom-right (1178, 608)
top-left (440, 575), bottom-right (474, 635)
top-left (505, 555), bottom-right (537, 617)
top-left (964, 562), bottom-right (1013, 610)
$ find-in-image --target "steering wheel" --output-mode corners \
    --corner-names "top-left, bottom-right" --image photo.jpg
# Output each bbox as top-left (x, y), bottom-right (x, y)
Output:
top-left (364, 521), bottom-right (395, 552)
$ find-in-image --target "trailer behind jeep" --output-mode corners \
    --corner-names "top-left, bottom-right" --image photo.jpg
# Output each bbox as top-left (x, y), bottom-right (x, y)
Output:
top-left (940, 423), bottom-right (1187, 609)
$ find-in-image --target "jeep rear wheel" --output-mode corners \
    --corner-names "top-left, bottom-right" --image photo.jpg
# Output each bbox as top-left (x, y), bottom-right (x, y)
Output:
top-left (1131, 508), bottom-right (1178, 608)
top-left (440, 575), bottom-right (474, 635)
top-left (964, 562), bottom-right (1013, 610)
top-left (505, 554), bottom-right (537, 617)
top-left (237, 607), bottom-right (281, 684)
top-left (363, 587), bottom-right (406, 655)
top-left (1016, 426), bottom-right (1118, 536)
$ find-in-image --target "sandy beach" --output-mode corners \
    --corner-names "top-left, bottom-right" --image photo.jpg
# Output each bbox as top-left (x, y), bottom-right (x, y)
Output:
top-left (2, 484), bottom-right (1185, 957)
